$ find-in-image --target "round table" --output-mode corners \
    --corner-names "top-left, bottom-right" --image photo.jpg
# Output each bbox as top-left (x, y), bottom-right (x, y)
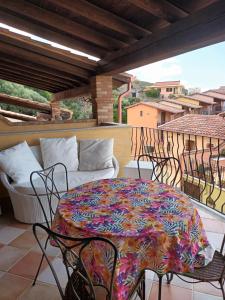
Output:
top-left (52, 178), bottom-right (209, 300)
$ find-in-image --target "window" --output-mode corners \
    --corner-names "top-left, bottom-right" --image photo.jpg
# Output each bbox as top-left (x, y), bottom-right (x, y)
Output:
top-left (140, 111), bottom-right (143, 117)
top-left (185, 140), bottom-right (195, 151)
top-left (166, 88), bottom-right (173, 92)
top-left (132, 92), bottom-right (136, 98)
top-left (144, 145), bottom-right (154, 153)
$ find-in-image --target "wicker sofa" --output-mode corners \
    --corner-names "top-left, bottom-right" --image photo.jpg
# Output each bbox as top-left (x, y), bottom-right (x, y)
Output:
top-left (0, 144), bottom-right (119, 224)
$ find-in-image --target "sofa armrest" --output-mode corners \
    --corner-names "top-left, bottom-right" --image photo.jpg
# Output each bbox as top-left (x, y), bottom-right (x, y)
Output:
top-left (112, 156), bottom-right (119, 178)
top-left (0, 171), bottom-right (16, 193)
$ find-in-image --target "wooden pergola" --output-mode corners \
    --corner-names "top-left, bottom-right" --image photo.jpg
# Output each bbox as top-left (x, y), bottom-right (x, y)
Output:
top-left (0, 0), bottom-right (225, 122)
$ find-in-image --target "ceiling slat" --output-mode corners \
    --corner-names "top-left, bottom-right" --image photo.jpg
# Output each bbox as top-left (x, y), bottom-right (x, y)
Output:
top-left (0, 0), bottom-right (127, 50)
top-left (46, 0), bottom-right (151, 40)
top-left (0, 10), bottom-right (106, 58)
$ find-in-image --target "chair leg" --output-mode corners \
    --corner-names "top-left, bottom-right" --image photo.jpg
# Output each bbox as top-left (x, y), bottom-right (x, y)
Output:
top-left (141, 274), bottom-right (145, 300)
top-left (158, 275), bottom-right (162, 300)
top-left (32, 236), bottom-right (49, 286)
top-left (32, 252), bottom-right (45, 286)
top-left (220, 280), bottom-right (225, 300)
top-left (166, 273), bottom-right (173, 284)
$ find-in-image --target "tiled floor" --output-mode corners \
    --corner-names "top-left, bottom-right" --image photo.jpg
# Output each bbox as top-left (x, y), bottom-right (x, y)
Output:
top-left (0, 204), bottom-right (224, 300)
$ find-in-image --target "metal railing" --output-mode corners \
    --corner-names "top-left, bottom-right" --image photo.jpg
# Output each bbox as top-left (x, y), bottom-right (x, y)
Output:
top-left (131, 127), bottom-right (225, 214)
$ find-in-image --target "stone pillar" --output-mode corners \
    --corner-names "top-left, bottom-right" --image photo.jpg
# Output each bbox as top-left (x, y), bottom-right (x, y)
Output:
top-left (91, 75), bottom-right (114, 124)
top-left (50, 102), bottom-right (62, 120)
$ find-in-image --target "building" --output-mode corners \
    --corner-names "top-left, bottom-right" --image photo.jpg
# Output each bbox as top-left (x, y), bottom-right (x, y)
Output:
top-left (161, 99), bottom-right (202, 114)
top-left (144, 80), bottom-right (185, 99)
top-left (126, 101), bottom-right (184, 128)
top-left (159, 114), bottom-right (225, 153)
top-left (203, 90), bottom-right (225, 113)
top-left (175, 94), bottom-right (216, 115)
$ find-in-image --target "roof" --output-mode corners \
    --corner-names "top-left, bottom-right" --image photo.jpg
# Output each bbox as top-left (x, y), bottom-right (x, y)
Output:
top-left (204, 90), bottom-right (225, 100)
top-left (165, 99), bottom-right (202, 109)
top-left (126, 101), bottom-right (185, 114)
top-left (0, 27), bottom-right (131, 94)
top-left (150, 81), bottom-right (182, 87)
top-left (182, 94), bottom-right (216, 104)
top-left (0, 0), bottom-right (224, 94)
top-left (159, 114), bottom-right (225, 139)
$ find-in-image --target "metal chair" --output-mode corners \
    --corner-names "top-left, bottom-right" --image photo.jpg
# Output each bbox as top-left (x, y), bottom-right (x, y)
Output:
top-left (137, 154), bottom-right (181, 187)
top-left (30, 163), bottom-right (68, 285)
top-left (33, 223), bottom-right (118, 300)
top-left (166, 234), bottom-right (225, 300)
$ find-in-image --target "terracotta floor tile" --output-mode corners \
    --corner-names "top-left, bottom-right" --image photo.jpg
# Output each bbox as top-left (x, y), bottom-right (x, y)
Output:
top-left (38, 257), bottom-right (68, 287)
top-left (9, 230), bottom-right (44, 250)
top-left (0, 271), bottom-right (5, 278)
top-left (8, 251), bottom-right (50, 279)
top-left (0, 245), bottom-right (27, 271)
top-left (161, 274), bottom-right (194, 290)
top-left (32, 237), bottom-right (60, 256)
top-left (149, 283), bottom-right (192, 300)
top-left (0, 272), bottom-right (32, 300)
top-left (0, 226), bottom-right (25, 244)
top-left (193, 282), bottom-right (222, 297)
top-left (18, 283), bottom-right (61, 300)
top-left (193, 291), bottom-right (222, 300)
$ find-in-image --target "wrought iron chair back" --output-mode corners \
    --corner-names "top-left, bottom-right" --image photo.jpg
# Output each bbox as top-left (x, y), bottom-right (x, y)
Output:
top-left (30, 163), bottom-right (68, 227)
top-left (33, 223), bottom-right (118, 300)
top-left (137, 154), bottom-right (181, 187)
top-left (164, 233), bottom-right (225, 300)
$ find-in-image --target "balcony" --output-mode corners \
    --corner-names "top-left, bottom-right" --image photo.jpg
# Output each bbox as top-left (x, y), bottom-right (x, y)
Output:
top-left (131, 126), bottom-right (225, 215)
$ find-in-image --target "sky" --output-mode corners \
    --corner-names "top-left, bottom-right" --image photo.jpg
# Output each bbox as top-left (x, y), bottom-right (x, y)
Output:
top-left (129, 41), bottom-right (225, 92)
top-left (1, 23), bottom-right (225, 92)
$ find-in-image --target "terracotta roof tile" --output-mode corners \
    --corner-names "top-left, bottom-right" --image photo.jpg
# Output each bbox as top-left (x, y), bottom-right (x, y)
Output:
top-left (159, 114), bottom-right (225, 139)
top-left (204, 90), bottom-right (225, 100)
top-left (165, 99), bottom-right (202, 109)
top-left (151, 80), bottom-right (181, 87)
top-left (188, 93), bottom-right (215, 104)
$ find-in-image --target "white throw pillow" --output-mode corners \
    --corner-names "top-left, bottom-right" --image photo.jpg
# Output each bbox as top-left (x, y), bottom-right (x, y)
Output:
top-left (0, 141), bottom-right (42, 183)
top-left (40, 137), bottom-right (78, 172)
top-left (79, 139), bottom-right (114, 171)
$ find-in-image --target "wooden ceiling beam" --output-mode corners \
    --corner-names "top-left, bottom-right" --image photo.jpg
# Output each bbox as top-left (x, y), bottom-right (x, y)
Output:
top-left (0, 109), bottom-right (37, 121)
top-left (0, 28), bottom-right (97, 71)
top-left (0, 93), bottom-right (72, 119)
top-left (0, 74), bottom-right (57, 93)
top-left (0, 61), bottom-right (79, 87)
top-left (99, 0), bottom-right (225, 74)
top-left (0, 71), bottom-right (60, 92)
top-left (0, 65), bottom-right (72, 90)
top-left (46, 0), bottom-right (151, 40)
top-left (52, 85), bottom-right (91, 102)
top-left (0, 10), bottom-right (106, 58)
top-left (0, 54), bottom-right (85, 85)
top-left (0, 0), bottom-right (127, 50)
top-left (0, 93), bottom-right (52, 112)
top-left (0, 41), bottom-right (91, 79)
top-left (128, 0), bottom-right (188, 22)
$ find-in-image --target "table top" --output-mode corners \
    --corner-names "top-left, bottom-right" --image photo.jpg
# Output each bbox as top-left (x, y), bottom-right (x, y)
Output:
top-left (54, 177), bottom-right (209, 300)
top-left (58, 178), bottom-right (194, 238)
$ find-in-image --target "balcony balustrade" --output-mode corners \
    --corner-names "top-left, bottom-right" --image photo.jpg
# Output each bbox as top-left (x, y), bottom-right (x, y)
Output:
top-left (131, 126), bottom-right (225, 215)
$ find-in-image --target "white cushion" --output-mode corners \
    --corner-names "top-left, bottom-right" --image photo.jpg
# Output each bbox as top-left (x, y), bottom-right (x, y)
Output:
top-left (0, 141), bottom-right (42, 184)
top-left (13, 168), bottom-right (115, 195)
top-left (40, 137), bottom-right (78, 172)
top-left (79, 139), bottom-right (114, 171)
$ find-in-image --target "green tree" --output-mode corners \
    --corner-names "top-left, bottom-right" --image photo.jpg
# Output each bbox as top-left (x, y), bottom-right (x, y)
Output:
top-left (145, 88), bottom-right (160, 98)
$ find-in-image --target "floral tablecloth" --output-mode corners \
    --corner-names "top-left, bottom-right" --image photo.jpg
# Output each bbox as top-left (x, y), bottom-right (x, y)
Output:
top-left (52, 178), bottom-right (209, 300)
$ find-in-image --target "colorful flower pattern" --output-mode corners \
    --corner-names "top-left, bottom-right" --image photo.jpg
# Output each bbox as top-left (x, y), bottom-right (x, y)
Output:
top-left (52, 178), bottom-right (209, 300)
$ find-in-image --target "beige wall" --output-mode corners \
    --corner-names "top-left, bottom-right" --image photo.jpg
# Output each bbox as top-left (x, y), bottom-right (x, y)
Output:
top-left (127, 104), bottom-right (158, 128)
top-left (0, 117), bottom-right (132, 199)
